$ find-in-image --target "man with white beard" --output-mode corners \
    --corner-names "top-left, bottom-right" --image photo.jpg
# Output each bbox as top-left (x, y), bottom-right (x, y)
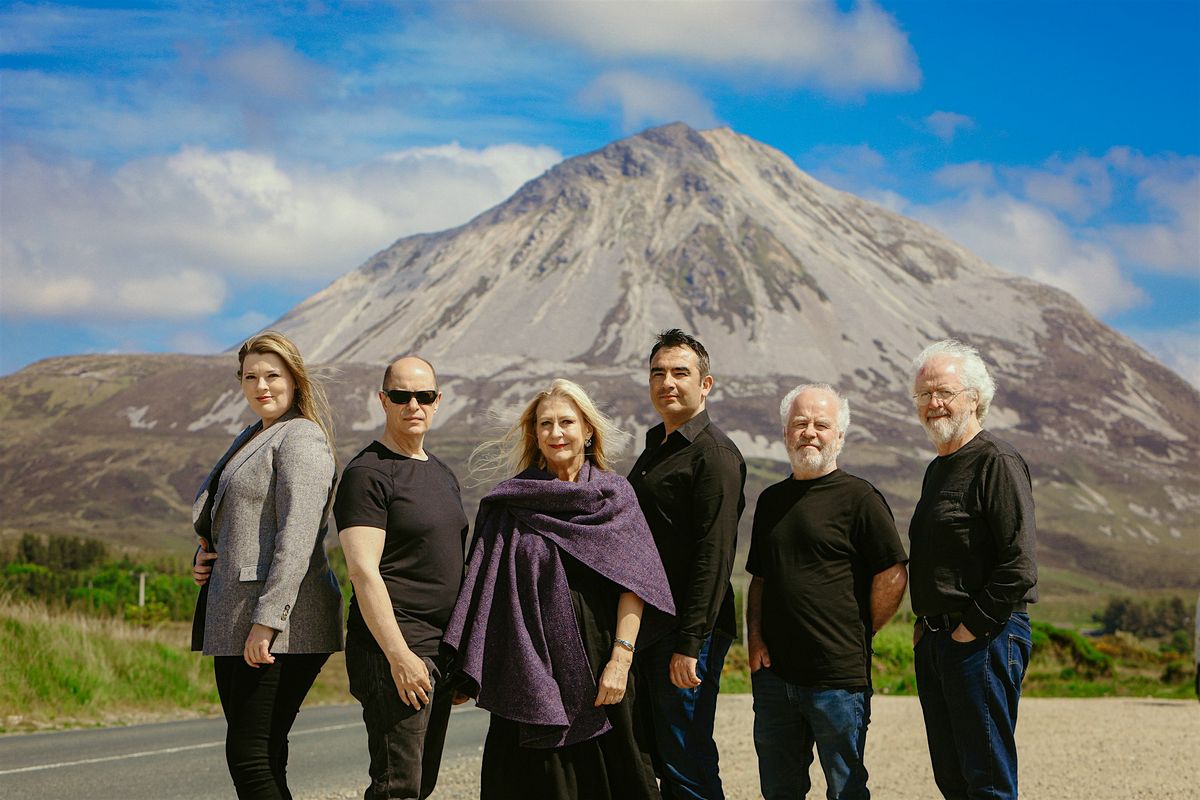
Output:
top-left (745, 384), bottom-right (908, 800)
top-left (908, 340), bottom-right (1038, 800)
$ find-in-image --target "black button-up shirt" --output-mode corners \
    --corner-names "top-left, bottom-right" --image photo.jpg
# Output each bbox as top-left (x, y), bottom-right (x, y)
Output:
top-left (628, 409), bottom-right (746, 658)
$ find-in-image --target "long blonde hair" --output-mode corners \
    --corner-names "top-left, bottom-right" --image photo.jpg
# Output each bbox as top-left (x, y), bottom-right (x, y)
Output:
top-left (469, 378), bottom-right (629, 484)
top-left (237, 331), bottom-right (336, 455)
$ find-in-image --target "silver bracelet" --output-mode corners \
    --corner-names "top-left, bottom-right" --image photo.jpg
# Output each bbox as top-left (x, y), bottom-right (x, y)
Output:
top-left (613, 637), bottom-right (636, 654)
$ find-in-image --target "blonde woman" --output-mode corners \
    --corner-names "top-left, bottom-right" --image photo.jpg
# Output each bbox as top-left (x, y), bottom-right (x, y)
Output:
top-left (445, 379), bottom-right (675, 799)
top-left (190, 331), bottom-right (343, 799)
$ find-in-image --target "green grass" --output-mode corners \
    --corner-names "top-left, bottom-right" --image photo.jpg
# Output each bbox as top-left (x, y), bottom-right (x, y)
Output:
top-left (0, 600), bottom-right (218, 731)
top-left (3, 591), bottom-right (1194, 732)
top-left (0, 599), bottom-right (352, 732)
top-left (716, 614), bottom-right (1197, 700)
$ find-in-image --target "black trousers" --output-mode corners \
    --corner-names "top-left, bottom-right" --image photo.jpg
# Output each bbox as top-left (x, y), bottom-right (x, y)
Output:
top-left (214, 652), bottom-right (330, 800)
top-left (346, 638), bottom-right (453, 800)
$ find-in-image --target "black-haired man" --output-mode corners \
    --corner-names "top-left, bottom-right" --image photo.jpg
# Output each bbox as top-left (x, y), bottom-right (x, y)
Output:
top-left (629, 329), bottom-right (746, 799)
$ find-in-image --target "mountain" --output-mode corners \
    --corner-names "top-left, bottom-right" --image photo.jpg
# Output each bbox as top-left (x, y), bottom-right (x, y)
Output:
top-left (1, 123), bottom-right (1196, 591)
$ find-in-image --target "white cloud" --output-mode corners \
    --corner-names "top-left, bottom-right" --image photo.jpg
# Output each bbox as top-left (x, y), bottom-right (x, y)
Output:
top-left (578, 71), bottom-right (718, 132)
top-left (168, 329), bottom-right (227, 356)
top-left (231, 311), bottom-right (273, 331)
top-left (1108, 159), bottom-right (1199, 273)
top-left (0, 4), bottom-right (183, 56)
top-left (1125, 322), bottom-right (1200, 389)
top-left (801, 143), bottom-right (892, 194)
top-left (184, 39), bottom-right (336, 145)
top-left (0, 141), bottom-right (562, 321)
top-left (924, 110), bottom-right (974, 142)
top-left (984, 150), bottom-right (1197, 271)
top-left (933, 161), bottom-right (995, 190)
top-left (1006, 154), bottom-right (1113, 220)
top-left (915, 192), bottom-right (1146, 316)
top-left (859, 188), bottom-right (910, 214)
top-left (0, 267), bottom-right (227, 321)
top-left (0, 68), bottom-right (233, 159)
top-left (476, 0), bottom-right (920, 95)
top-left (201, 40), bottom-right (331, 106)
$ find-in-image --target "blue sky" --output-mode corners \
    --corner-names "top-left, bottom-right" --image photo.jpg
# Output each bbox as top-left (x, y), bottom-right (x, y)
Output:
top-left (2, 1), bottom-right (1197, 383)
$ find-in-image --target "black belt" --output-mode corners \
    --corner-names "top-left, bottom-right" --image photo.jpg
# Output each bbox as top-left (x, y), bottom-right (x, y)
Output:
top-left (920, 613), bottom-right (963, 632)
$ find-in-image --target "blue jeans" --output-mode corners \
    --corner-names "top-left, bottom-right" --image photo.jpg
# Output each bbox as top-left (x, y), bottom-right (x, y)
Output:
top-left (638, 632), bottom-right (733, 799)
top-left (751, 668), bottom-right (870, 800)
top-left (914, 613), bottom-right (1032, 800)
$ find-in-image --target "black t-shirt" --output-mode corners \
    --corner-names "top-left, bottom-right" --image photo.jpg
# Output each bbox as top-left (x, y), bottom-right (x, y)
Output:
top-left (747, 469), bottom-right (907, 690)
top-left (908, 430), bottom-right (1038, 639)
top-left (333, 442), bottom-right (469, 658)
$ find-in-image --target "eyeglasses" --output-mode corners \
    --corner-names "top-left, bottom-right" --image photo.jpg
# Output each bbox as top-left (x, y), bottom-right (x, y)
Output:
top-left (912, 388), bottom-right (970, 406)
top-left (383, 389), bottom-right (438, 405)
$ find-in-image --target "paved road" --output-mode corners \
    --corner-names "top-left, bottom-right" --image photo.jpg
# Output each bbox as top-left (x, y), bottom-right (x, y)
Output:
top-left (0, 704), bottom-right (488, 799)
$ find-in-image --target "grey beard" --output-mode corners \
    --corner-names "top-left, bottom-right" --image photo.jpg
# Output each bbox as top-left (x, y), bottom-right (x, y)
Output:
top-left (923, 412), bottom-right (970, 447)
top-left (788, 446), bottom-right (837, 477)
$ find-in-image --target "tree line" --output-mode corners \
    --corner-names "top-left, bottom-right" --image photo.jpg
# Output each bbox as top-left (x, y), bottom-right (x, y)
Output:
top-left (0, 533), bottom-right (197, 624)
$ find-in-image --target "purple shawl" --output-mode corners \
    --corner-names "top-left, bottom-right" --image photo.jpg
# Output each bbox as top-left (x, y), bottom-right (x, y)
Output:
top-left (443, 461), bottom-right (674, 748)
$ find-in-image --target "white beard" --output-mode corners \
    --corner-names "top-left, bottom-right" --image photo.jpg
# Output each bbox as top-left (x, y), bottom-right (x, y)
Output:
top-left (788, 444), bottom-right (837, 478)
top-left (923, 409), bottom-right (971, 448)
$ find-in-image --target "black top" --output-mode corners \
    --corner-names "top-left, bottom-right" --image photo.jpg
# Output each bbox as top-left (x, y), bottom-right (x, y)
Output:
top-left (908, 430), bottom-right (1039, 638)
top-left (747, 469), bottom-right (908, 690)
top-left (333, 442), bottom-right (469, 658)
top-left (628, 409), bottom-right (746, 658)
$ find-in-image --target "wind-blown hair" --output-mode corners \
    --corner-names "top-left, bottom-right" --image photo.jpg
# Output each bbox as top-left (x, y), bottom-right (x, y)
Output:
top-left (649, 328), bottom-right (711, 378)
top-left (778, 383), bottom-right (851, 434)
top-left (237, 331), bottom-right (336, 454)
top-left (469, 379), bottom-right (630, 484)
top-left (912, 339), bottom-right (996, 424)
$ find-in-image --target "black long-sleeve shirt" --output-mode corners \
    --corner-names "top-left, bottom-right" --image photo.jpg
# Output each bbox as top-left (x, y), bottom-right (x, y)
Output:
top-left (628, 409), bottom-right (746, 658)
top-left (908, 429), bottom-right (1039, 638)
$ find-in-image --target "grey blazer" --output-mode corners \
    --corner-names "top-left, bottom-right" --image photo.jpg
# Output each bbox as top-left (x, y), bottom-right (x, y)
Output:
top-left (191, 411), bottom-right (344, 656)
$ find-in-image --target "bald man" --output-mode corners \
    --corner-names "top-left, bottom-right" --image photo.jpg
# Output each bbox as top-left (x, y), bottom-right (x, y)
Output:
top-left (335, 356), bottom-right (469, 800)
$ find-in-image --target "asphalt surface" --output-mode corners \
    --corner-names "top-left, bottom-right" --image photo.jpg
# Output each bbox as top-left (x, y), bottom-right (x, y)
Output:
top-left (0, 703), bottom-right (488, 799)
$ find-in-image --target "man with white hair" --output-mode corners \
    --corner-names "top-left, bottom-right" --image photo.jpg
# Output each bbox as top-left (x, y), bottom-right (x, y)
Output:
top-left (746, 384), bottom-right (908, 800)
top-left (908, 340), bottom-right (1038, 800)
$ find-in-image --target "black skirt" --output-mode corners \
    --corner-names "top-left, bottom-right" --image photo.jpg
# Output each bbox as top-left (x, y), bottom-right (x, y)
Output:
top-left (479, 554), bottom-right (661, 800)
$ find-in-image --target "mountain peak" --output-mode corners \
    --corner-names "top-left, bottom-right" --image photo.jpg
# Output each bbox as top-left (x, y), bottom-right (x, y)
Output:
top-left (625, 121), bottom-right (721, 160)
top-left (278, 124), bottom-right (1000, 374)
top-left (272, 125), bottom-right (1197, 463)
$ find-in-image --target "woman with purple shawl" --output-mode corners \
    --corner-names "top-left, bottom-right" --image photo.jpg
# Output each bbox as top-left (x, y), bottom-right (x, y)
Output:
top-left (444, 379), bottom-right (674, 799)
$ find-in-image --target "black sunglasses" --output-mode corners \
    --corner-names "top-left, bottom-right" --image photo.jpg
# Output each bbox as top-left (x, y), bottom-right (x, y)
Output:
top-left (383, 389), bottom-right (438, 405)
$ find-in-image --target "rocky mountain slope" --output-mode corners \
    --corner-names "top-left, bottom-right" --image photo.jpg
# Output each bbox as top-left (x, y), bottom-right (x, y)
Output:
top-left (1, 124), bottom-right (1196, 589)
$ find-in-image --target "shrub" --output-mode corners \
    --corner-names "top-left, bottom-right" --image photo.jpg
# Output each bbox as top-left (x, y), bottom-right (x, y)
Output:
top-left (1094, 595), bottom-right (1193, 640)
top-left (1161, 660), bottom-right (1190, 684)
top-left (1031, 620), bottom-right (1113, 678)
top-left (124, 601), bottom-right (172, 626)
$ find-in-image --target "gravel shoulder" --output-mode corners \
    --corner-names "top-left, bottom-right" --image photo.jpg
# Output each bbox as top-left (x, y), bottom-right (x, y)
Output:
top-left (376, 695), bottom-right (1200, 800)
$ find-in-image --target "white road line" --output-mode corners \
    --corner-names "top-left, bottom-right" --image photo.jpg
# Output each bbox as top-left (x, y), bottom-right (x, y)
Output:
top-left (0, 722), bottom-right (361, 776)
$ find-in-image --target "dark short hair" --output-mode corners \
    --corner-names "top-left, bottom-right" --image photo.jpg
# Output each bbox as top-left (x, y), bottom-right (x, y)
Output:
top-left (382, 355), bottom-right (438, 389)
top-left (649, 328), bottom-right (711, 377)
